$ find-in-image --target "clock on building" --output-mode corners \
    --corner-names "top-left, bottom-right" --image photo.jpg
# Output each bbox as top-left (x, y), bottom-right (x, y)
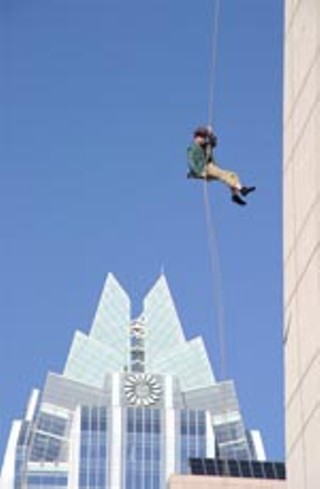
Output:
top-left (124, 374), bottom-right (162, 406)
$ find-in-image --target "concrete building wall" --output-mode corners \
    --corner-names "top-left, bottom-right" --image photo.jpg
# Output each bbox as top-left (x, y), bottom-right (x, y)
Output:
top-left (283, 1), bottom-right (320, 488)
top-left (169, 475), bottom-right (286, 489)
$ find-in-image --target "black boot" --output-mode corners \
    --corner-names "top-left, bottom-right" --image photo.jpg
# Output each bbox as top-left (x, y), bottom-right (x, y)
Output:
top-left (241, 186), bottom-right (256, 197)
top-left (232, 194), bottom-right (247, 206)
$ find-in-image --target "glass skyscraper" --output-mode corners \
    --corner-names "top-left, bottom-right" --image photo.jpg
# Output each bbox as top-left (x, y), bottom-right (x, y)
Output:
top-left (1, 273), bottom-right (265, 489)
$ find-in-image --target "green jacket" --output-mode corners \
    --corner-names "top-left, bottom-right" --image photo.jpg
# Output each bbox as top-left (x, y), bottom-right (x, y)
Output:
top-left (187, 142), bottom-right (211, 176)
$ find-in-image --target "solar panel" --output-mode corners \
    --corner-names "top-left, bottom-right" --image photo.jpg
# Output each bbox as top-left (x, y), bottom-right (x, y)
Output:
top-left (228, 459), bottom-right (241, 477)
top-left (189, 458), bottom-right (286, 481)
top-left (239, 460), bottom-right (252, 478)
top-left (264, 461), bottom-right (276, 479)
top-left (189, 458), bottom-right (205, 475)
top-left (275, 462), bottom-right (286, 480)
top-left (251, 460), bottom-right (264, 478)
top-left (204, 458), bottom-right (217, 475)
top-left (216, 459), bottom-right (228, 476)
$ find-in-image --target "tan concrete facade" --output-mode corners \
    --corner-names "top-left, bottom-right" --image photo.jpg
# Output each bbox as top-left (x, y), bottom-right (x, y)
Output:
top-left (283, 1), bottom-right (320, 488)
top-left (169, 475), bottom-right (286, 489)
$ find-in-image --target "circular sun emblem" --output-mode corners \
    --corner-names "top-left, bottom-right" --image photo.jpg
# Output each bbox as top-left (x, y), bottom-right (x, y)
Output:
top-left (124, 374), bottom-right (161, 406)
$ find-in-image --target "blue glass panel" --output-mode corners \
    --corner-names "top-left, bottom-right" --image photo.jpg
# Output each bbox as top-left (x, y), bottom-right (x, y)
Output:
top-left (79, 406), bottom-right (108, 489)
top-left (90, 406), bottom-right (99, 431)
top-left (125, 408), bottom-right (162, 489)
top-left (81, 406), bottom-right (89, 431)
top-left (27, 474), bottom-right (68, 486)
top-left (180, 410), bottom-right (207, 474)
top-left (38, 413), bottom-right (66, 437)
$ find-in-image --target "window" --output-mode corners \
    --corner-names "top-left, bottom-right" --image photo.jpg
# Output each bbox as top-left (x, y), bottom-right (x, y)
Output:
top-left (180, 410), bottom-right (207, 474)
top-left (79, 406), bottom-right (108, 489)
top-left (38, 413), bottom-right (66, 437)
top-left (125, 408), bottom-right (162, 489)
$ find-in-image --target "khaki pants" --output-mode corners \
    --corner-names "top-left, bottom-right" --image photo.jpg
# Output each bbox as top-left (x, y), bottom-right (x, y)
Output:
top-left (201, 162), bottom-right (241, 190)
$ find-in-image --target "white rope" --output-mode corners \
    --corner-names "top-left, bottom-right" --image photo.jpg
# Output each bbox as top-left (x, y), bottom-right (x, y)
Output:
top-left (203, 5), bottom-right (249, 479)
top-left (207, 0), bottom-right (221, 127)
top-left (203, 182), bottom-right (227, 381)
top-left (203, 0), bottom-right (227, 382)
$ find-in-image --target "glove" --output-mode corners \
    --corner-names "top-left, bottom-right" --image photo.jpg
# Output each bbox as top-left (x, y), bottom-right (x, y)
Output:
top-left (206, 126), bottom-right (217, 146)
top-left (208, 133), bottom-right (217, 147)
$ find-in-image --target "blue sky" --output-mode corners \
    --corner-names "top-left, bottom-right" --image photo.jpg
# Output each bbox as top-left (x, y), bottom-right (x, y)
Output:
top-left (0, 0), bottom-right (283, 463)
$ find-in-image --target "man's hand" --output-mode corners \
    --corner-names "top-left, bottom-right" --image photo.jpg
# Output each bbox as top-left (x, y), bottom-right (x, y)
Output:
top-left (206, 126), bottom-right (217, 147)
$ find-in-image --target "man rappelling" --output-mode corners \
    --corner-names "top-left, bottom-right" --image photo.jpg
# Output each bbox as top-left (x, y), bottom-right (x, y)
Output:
top-left (187, 126), bottom-right (256, 206)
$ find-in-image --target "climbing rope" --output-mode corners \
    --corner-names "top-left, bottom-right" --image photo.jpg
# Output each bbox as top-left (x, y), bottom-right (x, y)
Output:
top-left (202, 4), bottom-right (232, 479)
top-left (203, 0), bottom-right (227, 382)
top-left (203, 182), bottom-right (227, 381)
top-left (207, 0), bottom-right (221, 127)
top-left (202, 3), bottom-right (253, 475)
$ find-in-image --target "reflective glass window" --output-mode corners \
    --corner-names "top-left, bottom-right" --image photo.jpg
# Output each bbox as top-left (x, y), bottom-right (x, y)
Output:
top-left (79, 406), bottom-right (108, 489)
top-left (38, 413), bottom-right (66, 437)
top-left (125, 408), bottom-right (162, 489)
top-left (180, 410), bottom-right (207, 474)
